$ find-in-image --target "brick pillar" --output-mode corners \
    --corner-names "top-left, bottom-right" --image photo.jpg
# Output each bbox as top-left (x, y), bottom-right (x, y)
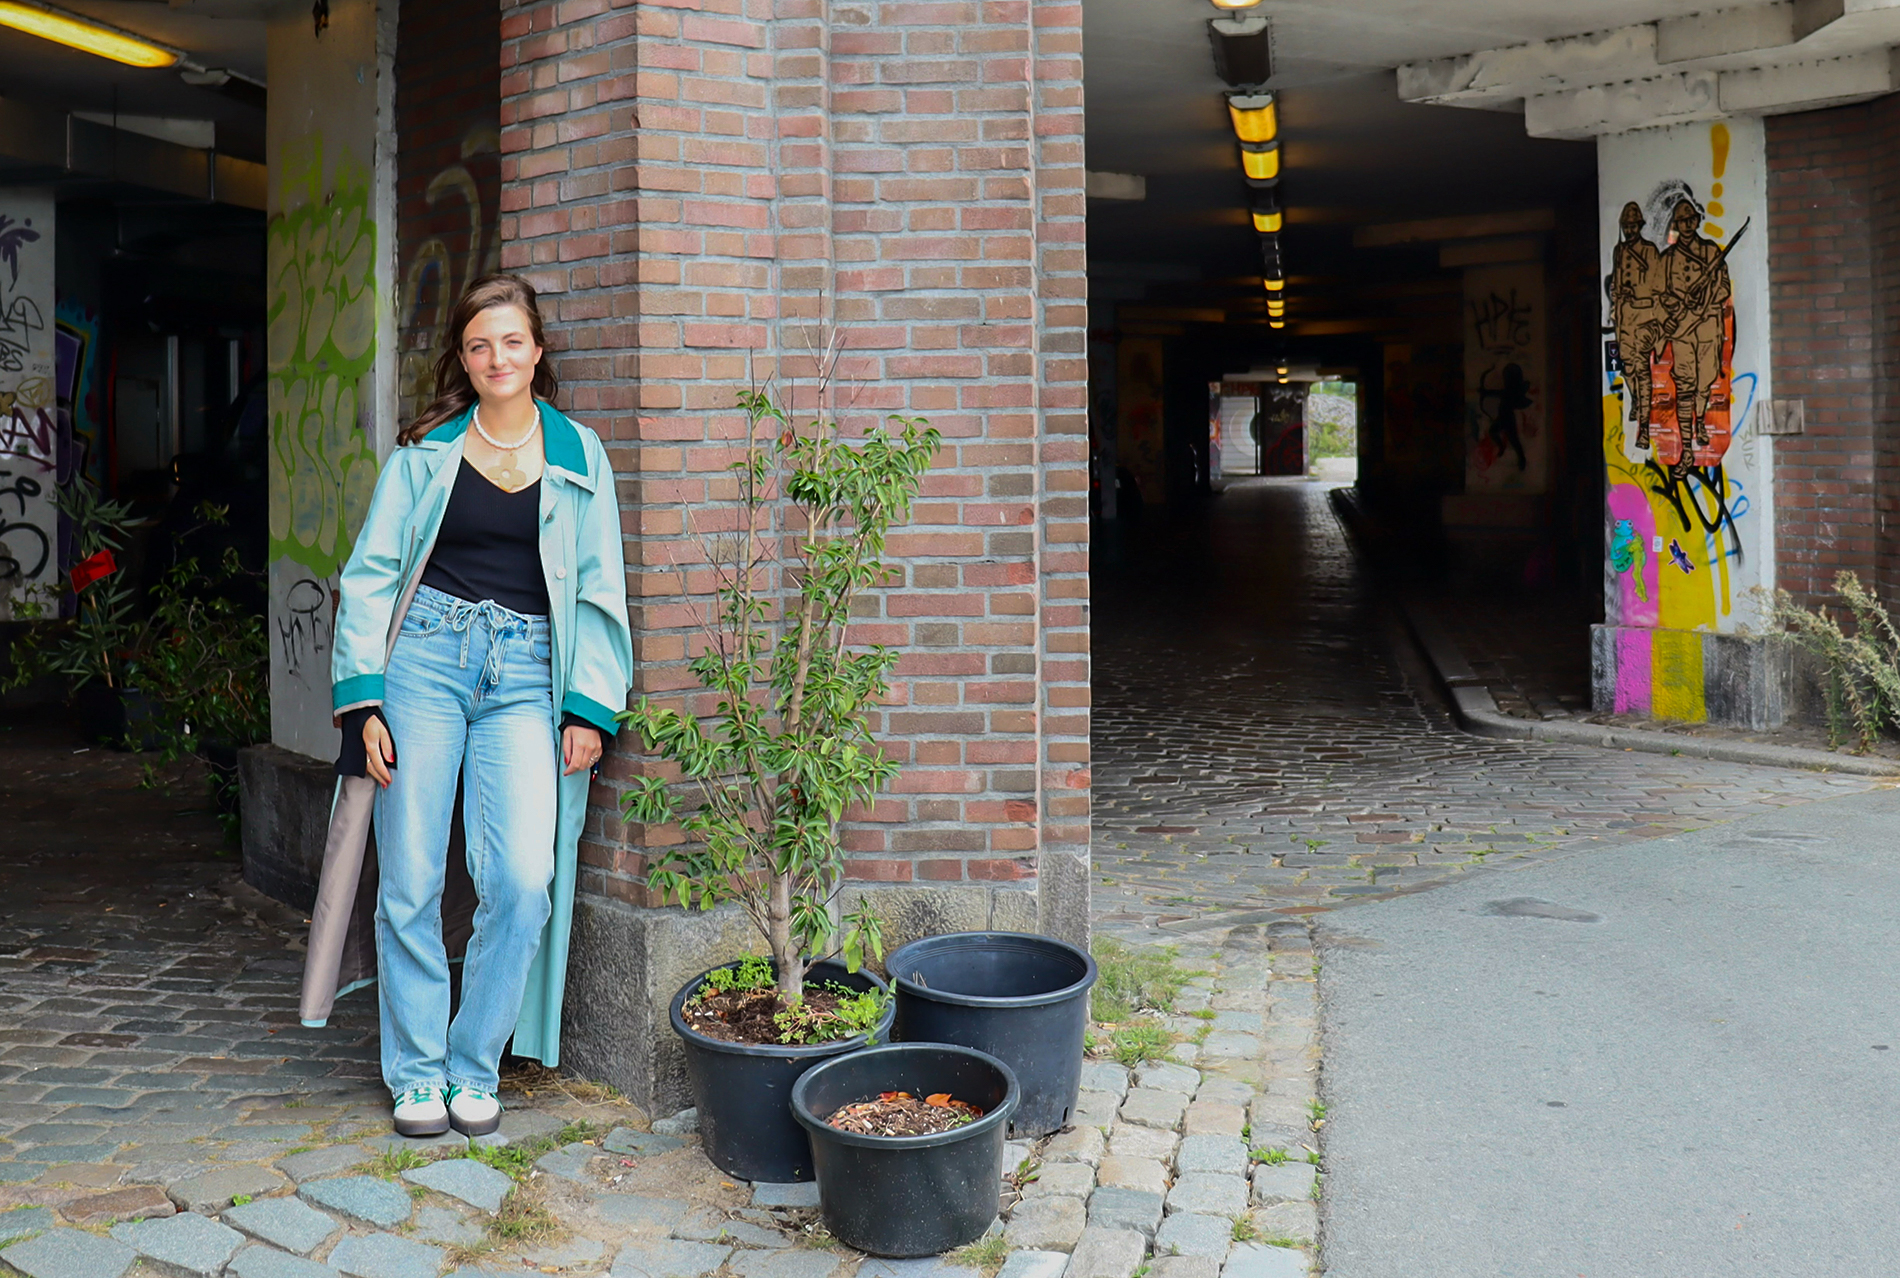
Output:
top-left (498, 0), bottom-right (1087, 1108)
top-left (1766, 101), bottom-right (1880, 612)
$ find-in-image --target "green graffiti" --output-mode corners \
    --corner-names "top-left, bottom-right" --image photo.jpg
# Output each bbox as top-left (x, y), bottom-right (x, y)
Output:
top-left (267, 138), bottom-right (379, 576)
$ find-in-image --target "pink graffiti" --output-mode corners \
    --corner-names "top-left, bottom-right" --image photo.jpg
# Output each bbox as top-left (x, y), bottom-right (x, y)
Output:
top-left (1606, 483), bottom-right (1659, 627)
top-left (1613, 627), bottom-right (1652, 716)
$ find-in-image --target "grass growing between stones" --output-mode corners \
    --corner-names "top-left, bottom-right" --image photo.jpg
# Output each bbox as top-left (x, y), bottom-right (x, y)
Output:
top-left (1231, 1215), bottom-right (1259, 1242)
top-left (1090, 939), bottom-right (1197, 1020)
top-left (467, 1121), bottom-right (603, 1181)
top-left (370, 1148), bottom-right (434, 1178)
top-left (1107, 1023), bottom-right (1174, 1068)
top-left (449, 1182), bottom-right (561, 1265)
top-left (947, 1232), bottom-right (1009, 1277)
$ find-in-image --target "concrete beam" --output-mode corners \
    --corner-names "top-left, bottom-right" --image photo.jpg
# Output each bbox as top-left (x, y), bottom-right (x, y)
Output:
top-left (1525, 72), bottom-right (1721, 139)
top-left (1719, 48), bottom-right (1900, 112)
top-left (1656, 3), bottom-right (1796, 63)
top-left (1086, 170), bottom-right (1146, 201)
top-left (1398, 25), bottom-right (1658, 107)
top-left (1354, 209), bottom-right (1556, 249)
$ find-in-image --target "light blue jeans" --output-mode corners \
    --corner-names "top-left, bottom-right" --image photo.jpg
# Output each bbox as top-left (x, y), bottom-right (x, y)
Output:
top-left (374, 585), bottom-right (558, 1099)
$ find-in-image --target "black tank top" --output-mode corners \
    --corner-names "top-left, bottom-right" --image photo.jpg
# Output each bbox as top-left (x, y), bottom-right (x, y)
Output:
top-left (418, 460), bottom-right (551, 616)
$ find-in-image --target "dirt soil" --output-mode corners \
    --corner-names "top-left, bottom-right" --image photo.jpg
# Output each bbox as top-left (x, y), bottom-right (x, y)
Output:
top-left (681, 985), bottom-right (857, 1046)
top-left (825, 1092), bottom-right (983, 1137)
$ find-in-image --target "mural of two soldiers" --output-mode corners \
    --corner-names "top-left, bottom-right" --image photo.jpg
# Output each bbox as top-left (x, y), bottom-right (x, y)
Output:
top-left (1606, 198), bottom-right (1733, 458)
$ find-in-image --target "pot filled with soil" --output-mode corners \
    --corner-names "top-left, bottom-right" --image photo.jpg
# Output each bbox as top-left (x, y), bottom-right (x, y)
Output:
top-left (671, 955), bottom-right (895, 1183)
top-left (791, 1042), bottom-right (1018, 1257)
top-left (886, 930), bottom-right (1097, 1137)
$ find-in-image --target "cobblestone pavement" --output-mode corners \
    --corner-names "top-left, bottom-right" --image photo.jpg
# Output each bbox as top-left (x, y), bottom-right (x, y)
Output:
top-left (0, 713), bottom-right (1318, 1278)
top-left (1089, 478), bottom-right (1884, 931)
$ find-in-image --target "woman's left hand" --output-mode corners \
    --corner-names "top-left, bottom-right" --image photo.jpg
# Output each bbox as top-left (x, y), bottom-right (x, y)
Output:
top-left (562, 725), bottom-right (604, 776)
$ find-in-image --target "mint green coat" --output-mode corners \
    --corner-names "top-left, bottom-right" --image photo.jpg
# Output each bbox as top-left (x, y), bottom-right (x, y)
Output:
top-left (298, 401), bottom-right (633, 1066)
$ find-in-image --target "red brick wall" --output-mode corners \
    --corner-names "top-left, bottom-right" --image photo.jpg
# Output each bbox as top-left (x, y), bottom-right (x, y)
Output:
top-left (1766, 100), bottom-right (1883, 610)
top-left (497, 0), bottom-right (1090, 938)
top-left (394, 0), bottom-right (503, 423)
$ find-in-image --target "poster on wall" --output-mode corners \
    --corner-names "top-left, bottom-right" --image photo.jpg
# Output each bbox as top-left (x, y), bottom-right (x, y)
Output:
top-left (0, 191), bottom-right (57, 616)
top-left (1463, 262), bottom-right (1546, 493)
top-left (1599, 117), bottom-right (1767, 647)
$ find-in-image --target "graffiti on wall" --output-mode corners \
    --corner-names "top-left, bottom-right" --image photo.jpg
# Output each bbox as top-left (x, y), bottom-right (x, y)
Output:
top-left (54, 301), bottom-right (103, 489)
top-left (0, 193), bottom-right (58, 611)
top-left (1599, 119), bottom-right (1767, 720)
top-left (1258, 384), bottom-right (1305, 476)
top-left (267, 138), bottom-right (381, 580)
top-left (1464, 263), bottom-right (1546, 492)
top-left (398, 126), bottom-right (501, 424)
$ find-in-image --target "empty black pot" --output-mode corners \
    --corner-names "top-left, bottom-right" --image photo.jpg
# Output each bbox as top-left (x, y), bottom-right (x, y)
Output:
top-left (791, 1042), bottom-right (1018, 1257)
top-left (671, 958), bottom-right (894, 1184)
top-left (887, 931), bottom-right (1096, 1137)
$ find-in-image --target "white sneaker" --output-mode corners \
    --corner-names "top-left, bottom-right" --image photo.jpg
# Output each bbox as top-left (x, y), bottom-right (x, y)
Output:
top-left (392, 1085), bottom-right (449, 1137)
top-left (447, 1085), bottom-right (502, 1136)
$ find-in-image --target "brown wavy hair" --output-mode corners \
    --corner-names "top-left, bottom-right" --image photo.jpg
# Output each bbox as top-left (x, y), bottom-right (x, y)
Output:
top-left (400, 274), bottom-right (559, 445)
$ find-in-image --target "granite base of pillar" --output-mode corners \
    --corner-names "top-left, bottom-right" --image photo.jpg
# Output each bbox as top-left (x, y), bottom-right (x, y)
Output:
top-left (237, 743), bottom-right (336, 912)
top-left (1590, 624), bottom-right (1791, 730)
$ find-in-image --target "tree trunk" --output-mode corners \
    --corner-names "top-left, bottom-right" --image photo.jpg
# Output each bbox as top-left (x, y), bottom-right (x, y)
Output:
top-left (769, 868), bottom-right (802, 1002)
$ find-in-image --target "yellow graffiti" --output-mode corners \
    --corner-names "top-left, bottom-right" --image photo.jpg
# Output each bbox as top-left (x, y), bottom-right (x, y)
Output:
top-left (267, 138), bottom-right (379, 576)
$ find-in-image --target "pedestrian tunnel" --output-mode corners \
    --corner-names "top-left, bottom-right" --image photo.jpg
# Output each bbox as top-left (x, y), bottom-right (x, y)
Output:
top-left (1083, 0), bottom-right (1820, 738)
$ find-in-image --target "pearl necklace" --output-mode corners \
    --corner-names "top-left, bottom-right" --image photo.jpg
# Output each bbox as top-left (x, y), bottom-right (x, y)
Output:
top-left (473, 405), bottom-right (539, 490)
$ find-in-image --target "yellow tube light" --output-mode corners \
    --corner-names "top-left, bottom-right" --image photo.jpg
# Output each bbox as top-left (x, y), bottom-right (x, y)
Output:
top-left (1263, 276), bottom-right (1285, 292)
top-left (1228, 94), bottom-right (1277, 144)
top-left (1266, 303), bottom-right (1285, 316)
top-left (1269, 320), bottom-right (1286, 329)
top-left (1240, 142), bottom-right (1280, 183)
top-left (0, 0), bottom-right (178, 66)
top-left (1251, 209), bottom-right (1283, 234)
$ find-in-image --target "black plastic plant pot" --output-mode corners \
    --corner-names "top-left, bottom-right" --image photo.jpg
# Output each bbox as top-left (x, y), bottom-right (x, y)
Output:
top-left (670, 958), bottom-right (894, 1184)
top-left (886, 931), bottom-right (1097, 1138)
top-left (791, 1043), bottom-right (1019, 1257)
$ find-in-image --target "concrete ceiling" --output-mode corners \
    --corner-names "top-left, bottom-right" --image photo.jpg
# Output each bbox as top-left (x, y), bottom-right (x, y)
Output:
top-left (1081, 0), bottom-right (1659, 341)
top-left (0, 0), bottom-right (272, 160)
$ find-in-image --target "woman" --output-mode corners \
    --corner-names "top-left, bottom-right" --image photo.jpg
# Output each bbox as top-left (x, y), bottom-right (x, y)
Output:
top-left (306, 274), bottom-right (632, 1138)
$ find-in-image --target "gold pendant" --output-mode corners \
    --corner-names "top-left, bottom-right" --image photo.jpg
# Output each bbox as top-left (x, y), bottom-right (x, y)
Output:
top-left (494, 465), bottom-right (524, 490)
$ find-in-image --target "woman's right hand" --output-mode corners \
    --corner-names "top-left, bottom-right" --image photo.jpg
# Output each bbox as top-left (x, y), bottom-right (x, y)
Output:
top-left (364, 715), bottom-right (397, 788)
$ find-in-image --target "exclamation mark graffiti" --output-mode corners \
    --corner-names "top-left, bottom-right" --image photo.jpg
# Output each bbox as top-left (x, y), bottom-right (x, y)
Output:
top-left (1706, 122), bottom-right (1730, 238)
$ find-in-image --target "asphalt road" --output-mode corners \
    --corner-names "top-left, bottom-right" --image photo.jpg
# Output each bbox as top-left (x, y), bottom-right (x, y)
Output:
top-left (1316, 784), bottom-right (1900, 1277)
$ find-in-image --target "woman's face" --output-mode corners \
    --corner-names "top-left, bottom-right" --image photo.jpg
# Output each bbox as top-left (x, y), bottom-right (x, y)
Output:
top-left (459, 304), bottom-right (542, 404)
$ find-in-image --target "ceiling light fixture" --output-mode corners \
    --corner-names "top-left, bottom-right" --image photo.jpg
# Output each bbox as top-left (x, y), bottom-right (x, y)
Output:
top-left (1269, 320), bottom-right (1286, 329)
top-left (1263, 275), bottom-right (1285, 292)
top-left (1251, 208), bottom-right (1283, 234)
top-left (0, 0), bottom-right (178, 67)
top-left (1240, 141), bottom-right (1280, 186)
top-left (1208, 15), bottom-right (1271, 88)
top-left (1209, 0), bottom-right (1263, 10)
top-left (1228, 93), bottom-right (1276, 144)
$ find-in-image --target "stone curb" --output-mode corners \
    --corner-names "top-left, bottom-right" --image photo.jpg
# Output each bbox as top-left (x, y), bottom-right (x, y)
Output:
top-left (1325, 485), bottom-right (1900, 779)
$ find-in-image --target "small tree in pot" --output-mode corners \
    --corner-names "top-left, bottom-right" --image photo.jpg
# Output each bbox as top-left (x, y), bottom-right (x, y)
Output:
top-left (621, 387), bottom-right (941, 1008)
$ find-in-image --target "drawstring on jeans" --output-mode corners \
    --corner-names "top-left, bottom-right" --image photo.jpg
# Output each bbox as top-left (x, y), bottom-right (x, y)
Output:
top-left (437, 597), bottom-right (540, 693)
